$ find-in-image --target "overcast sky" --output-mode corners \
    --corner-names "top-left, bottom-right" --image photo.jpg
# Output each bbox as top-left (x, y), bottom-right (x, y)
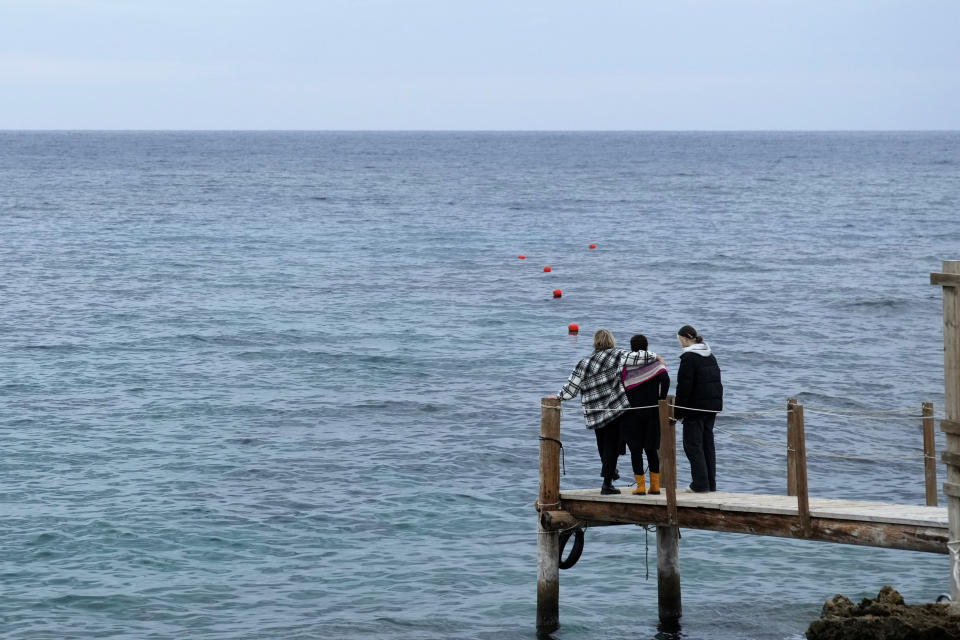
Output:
top-left (1, 0), bottom-right (958, 130)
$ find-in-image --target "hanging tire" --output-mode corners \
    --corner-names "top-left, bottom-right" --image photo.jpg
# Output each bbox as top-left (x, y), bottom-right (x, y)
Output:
top-left (558, 529), bottom-right (584, 570)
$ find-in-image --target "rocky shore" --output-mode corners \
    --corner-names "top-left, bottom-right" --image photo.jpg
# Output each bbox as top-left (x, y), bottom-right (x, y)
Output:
top-left (807, 586), bottom-right (960, 639)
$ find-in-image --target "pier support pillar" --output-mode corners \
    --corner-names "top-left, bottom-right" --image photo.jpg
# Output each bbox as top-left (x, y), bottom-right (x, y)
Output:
top-left (657, 526), bottom-right (682, 622)
top-left (657, 397), bottom-right (682, 622)
top-left (537, 521), bottom-right (560, 634)
top-left (787, 397), bottom-right (798, 496)
top-left (537, 396), bottom-right (562, 634)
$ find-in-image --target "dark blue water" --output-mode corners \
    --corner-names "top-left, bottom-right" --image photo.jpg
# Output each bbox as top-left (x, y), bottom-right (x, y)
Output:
top-left (1, 131), bottom-right (958, 639)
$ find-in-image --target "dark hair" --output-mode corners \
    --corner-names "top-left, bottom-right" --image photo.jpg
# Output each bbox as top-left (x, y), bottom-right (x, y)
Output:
top-left (678, 325), bottom-right (703, 343)
top-left (630, 334), bottom-right (648, 351)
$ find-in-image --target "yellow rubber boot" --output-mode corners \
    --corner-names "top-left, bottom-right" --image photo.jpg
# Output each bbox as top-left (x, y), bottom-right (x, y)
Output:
top-left (649, 472), bottom-right (661, 495)
top-left (632, 474), bottom-right (646, 495)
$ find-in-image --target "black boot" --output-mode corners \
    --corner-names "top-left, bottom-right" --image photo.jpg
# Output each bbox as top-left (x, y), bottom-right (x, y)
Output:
top-left (601, 479), bottom-right (620, 495)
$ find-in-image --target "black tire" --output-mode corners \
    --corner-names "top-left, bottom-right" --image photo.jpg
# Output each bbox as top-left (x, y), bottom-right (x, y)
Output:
top-left (558, 529), bottom-right (584, 570)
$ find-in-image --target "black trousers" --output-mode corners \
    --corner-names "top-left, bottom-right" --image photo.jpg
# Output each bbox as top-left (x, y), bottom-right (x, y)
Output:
top-left (682, 413), bottom-right (716, 492)
top-left (594, 417), bottom-right (622, 480)
top-left (622, 411), bottom-right (660, 475)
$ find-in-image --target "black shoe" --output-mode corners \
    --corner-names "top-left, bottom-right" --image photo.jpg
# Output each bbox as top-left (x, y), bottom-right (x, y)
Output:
top-left (684, 484), bottom-right (710, 494)
top-left (601, 481), bottom-right (621, 495)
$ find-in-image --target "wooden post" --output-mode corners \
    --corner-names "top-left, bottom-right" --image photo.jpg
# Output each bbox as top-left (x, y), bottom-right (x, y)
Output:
top-left (657, 527), bottom-right (682, 622)
top-left (787, 397), bottom-right (798, 496)
top-left (923, 402), bottom-right (938, 507)
top-left (537, 396), bottom-right (561, 634)
top-left (791, 403), bottom-right (811, 536)
top-left (656, 396), bottom-right (681, 622)
top-left (932, 260), bottom-right (960, 602)
top-left (659, 398), bottom-right (678, 525)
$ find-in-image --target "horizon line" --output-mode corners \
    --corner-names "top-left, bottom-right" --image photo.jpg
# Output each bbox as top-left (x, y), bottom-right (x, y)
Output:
top-left (1, 128), bottom-right (959, 134)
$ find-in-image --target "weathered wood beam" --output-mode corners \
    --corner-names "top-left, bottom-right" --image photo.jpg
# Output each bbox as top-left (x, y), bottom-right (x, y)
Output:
top-left (659, 398), bottom-right (678, 525)
top-left (657, 527), bottom-right (682, 622)
top-left (931, 272), bottom-right (960, 288)
top-left (787, 398), bottom-right (798, 496)
top-left (793, 404), bottom-right (811, 536)
top-left (559, 499), bottom-right (947, 554)
top-left (942, 451), bottom-right (960, 468)
top-left (540, 510), bottom-right (579, 531)
top-left (657, 396), bottom-right (681, 623)
top-left (536, 396), bottom-right (561, 634)
top-left (941, 419), bottom-right (960, 436)
top-left (923, 402), bottom-right (938, 506)
top-left (944, 482), bottom-right (960, 499)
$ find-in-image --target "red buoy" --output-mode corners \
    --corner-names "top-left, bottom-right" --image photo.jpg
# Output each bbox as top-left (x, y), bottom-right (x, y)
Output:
top-left (568, 323), bottom-right (579, 334)
top-left (518, 254), bottom-right (526, 259)
top-left (553, 289), bottom-right (562, 298)
top-left (543, 266), bottom-right (551, 272)
top-left (589, 243), bottom-right (596, 249)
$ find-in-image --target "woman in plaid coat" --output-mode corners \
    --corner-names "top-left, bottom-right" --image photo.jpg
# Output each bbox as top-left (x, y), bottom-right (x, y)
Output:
top-left (556, 329), bottom-right (662, 495)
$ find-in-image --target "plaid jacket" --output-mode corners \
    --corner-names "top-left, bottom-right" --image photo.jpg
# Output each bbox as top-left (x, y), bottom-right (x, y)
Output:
top-left (557, 348), bottom-right (658, 430)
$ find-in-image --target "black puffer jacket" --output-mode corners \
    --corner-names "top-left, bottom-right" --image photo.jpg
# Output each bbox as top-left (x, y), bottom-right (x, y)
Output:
top-left (674, 342), bottom-right (723, 420)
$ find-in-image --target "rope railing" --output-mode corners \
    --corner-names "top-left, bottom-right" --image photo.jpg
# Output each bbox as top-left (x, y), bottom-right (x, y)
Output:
top-left (712, 425), bottom-right (931, 463)
top-left (542, 401), bottom-right (944, 419)
top-left (540, 400), bottom-right (940, 471)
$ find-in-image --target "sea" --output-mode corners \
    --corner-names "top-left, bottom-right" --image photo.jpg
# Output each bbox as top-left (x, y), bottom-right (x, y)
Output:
top-left (1, 131), bottom-right (958, 639)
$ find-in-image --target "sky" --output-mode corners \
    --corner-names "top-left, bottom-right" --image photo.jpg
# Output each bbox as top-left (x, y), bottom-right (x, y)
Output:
top-left (1, 0), bottom-right (958, 130)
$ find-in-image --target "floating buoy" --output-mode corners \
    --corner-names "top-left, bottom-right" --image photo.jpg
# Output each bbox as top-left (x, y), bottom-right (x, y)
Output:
top-left (568, 323), bottom-right (579, 334)
top-left (589, 243), bottom-right (596, 249)
top-left (518, 254), bottom-right (526, 259)
top-left (543, 266), bottom-right (551, 272)
top-left (553, 289), bottom-right (562, 298)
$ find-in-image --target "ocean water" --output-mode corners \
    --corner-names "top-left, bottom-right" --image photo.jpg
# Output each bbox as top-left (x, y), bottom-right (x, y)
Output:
top-left (0, 131), bottom-right (958, 639)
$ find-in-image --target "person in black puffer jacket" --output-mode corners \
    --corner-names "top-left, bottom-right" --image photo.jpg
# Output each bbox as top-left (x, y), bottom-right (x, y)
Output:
top-left (674, 324), bottom-right (723, 493)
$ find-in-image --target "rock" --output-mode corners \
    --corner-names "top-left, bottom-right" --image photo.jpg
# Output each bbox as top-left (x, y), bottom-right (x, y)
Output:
top-left (875, 585), bottom-right (905, 607)
top-left (807, 586), bottom-right (960, 640)
top-left (821, 594), bottom-right (854, 618)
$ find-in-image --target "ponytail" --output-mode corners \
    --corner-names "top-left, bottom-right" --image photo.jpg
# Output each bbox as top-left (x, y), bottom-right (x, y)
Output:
top-left (678, 325), bottom-right (703, 343)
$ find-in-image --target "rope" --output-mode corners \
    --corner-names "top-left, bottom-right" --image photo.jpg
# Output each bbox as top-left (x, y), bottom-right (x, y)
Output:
top-left (535, 500), bottom-right (562, 511)
top-left (645, 527), bottom-right (649, 580)
top-left (949, 541), bottom-right (960, 590)
top-left (713, 426), bottom-right (787, 451)
top-left (538, 436), bottom-right (565, 475)
top-left (667, 403), bottom-right (720, 414)
top-left (713, 425), bottom-right (929, 462)
top-left (569, 404), bottom-right (658, 414)
top-left (720, 407), bottom-right (795, 416)
top-left (574, 404), bottom-right (789, 416)
top-left (803, 408), bottom-right (930, 420)
top-left (542, 400), bottom-right (940, 418)
top-left (539, 522), bottom-right (588, 537)
top-left (805, 450), bottom-right (926, 462)
top-left (481, 522), bottom-right (589, 540)
top-left (803, 406), bottom-right (930, 416)
top-left (542, 398), bottom-right (940, 466)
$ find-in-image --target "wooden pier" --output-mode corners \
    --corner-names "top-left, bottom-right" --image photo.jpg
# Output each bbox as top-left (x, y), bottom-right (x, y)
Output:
top-left (553, 490), bottom-right (947, 554)
top-left (534, 259), bottom-right (960, 635)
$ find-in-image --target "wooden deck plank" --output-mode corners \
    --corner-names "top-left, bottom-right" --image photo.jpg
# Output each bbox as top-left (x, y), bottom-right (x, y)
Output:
top-left (558, 489), bottom-right (948, 528)
top-left (553, 488), bottom-right (948, 553)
